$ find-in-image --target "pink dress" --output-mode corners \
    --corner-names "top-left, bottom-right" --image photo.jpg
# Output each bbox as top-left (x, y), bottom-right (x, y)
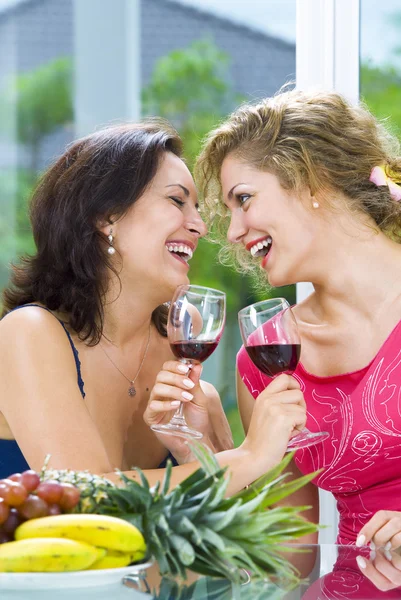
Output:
top-left (237, 319), bottom-right (401, 545)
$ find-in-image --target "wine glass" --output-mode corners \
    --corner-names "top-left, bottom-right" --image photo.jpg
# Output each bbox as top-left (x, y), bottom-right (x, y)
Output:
top-left (151, 284), bottom-right (226, 439)
top-left (238, 298), bottom-right (329, 450)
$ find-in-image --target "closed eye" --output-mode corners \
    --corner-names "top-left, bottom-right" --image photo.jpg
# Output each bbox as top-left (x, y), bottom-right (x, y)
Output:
top-left (170, 196), bottom-right (185, 207)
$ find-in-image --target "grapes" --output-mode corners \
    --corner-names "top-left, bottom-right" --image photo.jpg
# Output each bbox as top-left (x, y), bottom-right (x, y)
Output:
top-left (0, 531), bottom-right (12, 544)
top-left (0, 498), bottom-right (10, 525)
top-left (35, 481), bottom-right (64, 504)
top-left (48, 503), bottom-right (62, 516)
top-left (2, 508), bottom-right (23, 536)
top-left (19, 495), bottom-right (49, 520)
top-left (20, 470), bottom-right (40, 492)
top-left (0, 471), bottom-right (81, 542)
top-left (0, 480), bottom-right (11, 500)
top-left (59, 483), bottom-right (81, 511)
top-left (0, 479), bottom-right (27, 506)
top-left (3, 482), bottom-right (28, 507)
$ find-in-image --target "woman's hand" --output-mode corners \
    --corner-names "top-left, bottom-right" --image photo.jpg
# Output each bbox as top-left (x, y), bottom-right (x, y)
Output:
top-left (356, 546), bottom-right (401, 593)
top-left (240, 373), bottom-right (307, 468)
top-left (357, 511), bottom-right (401, 551)
top-left (143, 361), bottom-right (233, 463)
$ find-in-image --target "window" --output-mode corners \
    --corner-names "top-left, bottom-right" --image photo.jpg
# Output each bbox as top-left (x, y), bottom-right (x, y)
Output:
top-left (0, 0), bottom-right (297, 443)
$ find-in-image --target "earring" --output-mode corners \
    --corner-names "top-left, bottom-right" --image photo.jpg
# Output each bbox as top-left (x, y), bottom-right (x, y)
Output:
top-left (107, 228), bottom-right (115, 255)
top-left (312, 201), bottom-right (319, 209)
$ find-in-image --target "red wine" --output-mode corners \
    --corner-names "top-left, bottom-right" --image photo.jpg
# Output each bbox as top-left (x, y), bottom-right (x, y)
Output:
top-left (171, 340), bottom-right (218, 363)
top-left (245, 344), bottom-right (301, 377)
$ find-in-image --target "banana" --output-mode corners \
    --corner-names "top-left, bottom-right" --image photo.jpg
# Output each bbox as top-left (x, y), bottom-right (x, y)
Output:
top-left (0, 537), bottom-right (104, 572)
top-left (15, 514), bottom-right (146, 553)
top-left (89, 547), bottom-right (146, 570)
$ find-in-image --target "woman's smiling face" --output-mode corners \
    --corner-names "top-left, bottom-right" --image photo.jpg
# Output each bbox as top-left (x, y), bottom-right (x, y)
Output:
top-left (220, 155), bottom-right (323, 288)
top-left (111, 152), bottom-right (207, 301)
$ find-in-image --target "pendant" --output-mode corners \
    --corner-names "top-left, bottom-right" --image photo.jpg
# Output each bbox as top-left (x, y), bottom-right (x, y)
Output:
top-left (128, 384), bottom-right (136, 397)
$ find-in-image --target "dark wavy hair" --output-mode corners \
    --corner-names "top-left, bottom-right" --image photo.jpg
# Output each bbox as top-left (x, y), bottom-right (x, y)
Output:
top-left (2, 120), bottom-right (183, 344)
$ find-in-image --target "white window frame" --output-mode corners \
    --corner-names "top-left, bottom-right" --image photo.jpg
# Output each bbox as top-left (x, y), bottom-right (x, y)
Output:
top-left (73, 0), bottom-right (141, 137)
top-left (295, 0), bottom-right (360, 550)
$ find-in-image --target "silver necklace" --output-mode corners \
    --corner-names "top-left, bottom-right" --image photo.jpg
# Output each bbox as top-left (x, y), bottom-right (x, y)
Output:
top-left (100, 326), bottom-right (151, 397)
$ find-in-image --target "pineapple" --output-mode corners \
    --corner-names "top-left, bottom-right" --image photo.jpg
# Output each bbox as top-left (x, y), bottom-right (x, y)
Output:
top-left (42, 446), bottom-right (319, 585)
top-left (41, 467), bottom-right (116, 514)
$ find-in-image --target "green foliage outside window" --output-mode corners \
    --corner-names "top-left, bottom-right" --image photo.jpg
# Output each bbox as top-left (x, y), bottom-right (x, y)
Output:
top-left (0, 57), bottom-right (73, 289)
top-left (1, 34), bottom-right (400, 445)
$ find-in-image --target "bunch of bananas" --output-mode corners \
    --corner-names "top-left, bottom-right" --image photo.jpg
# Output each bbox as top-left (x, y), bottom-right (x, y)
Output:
top-left (0, 514), bottom-right (146, 572)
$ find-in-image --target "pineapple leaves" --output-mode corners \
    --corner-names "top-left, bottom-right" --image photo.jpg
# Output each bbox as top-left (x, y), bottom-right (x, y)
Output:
top-left (259, 471), bottom-right (320, 509)
top-left (187, 440), bottom-right (220, 475)
top-left (197, 526), bottom-right (226, 552)
top-left (52, 450), bottom-right (320, 584)
top-left (169, 534), bottom-right (196, 566)
top-left (161, 458), bottom-right (173, 495)
top-left (233, 452), bottom-right (294, 502)
top-left (201, 500), bottom-right (242, 531)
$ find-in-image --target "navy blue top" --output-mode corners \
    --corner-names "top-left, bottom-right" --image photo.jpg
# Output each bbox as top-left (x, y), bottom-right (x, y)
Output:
top-left (0, 304), bottom-right (177, 478)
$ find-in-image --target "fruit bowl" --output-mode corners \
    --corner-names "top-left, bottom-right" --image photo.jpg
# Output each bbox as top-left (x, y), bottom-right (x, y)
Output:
top-left (0, 560), bottom-right (153, 590)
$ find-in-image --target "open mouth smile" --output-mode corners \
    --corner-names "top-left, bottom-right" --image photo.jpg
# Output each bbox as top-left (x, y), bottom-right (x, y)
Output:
top-left (247, 235), bottom-right (272, 259)
top-left (166, 241), bottom-right (194, 266)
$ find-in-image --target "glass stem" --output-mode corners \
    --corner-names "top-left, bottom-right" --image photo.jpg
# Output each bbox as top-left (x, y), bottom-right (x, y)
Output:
top-left (176, 401), bottom-right (185, 419)
top-left (172, 359), bottom-right (192, 421)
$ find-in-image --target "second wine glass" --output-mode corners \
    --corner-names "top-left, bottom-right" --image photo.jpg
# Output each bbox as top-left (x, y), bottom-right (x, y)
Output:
top-left (151, 284), bottom-right (226, 440)
top-left (238, 298), bottom-right (329, 450)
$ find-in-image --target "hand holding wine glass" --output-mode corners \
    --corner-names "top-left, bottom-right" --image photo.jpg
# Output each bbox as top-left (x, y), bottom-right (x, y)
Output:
top-left (151, 284), bottom-right (226, 440)
top-left (238, 298), bottom-right (329, 450)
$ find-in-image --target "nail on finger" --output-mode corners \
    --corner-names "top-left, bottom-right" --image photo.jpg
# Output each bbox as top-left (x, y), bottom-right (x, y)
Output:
top-left (183, 378), bottom-right (195, 389)
top-left (182, 391), bottom-right (193, 400)
top-left (385, 549), bottom-right (393, 562)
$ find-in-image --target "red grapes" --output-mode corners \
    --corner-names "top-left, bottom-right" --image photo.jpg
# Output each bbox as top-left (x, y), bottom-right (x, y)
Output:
top-left (0, 498), bottom-right (10, 525)
top-left (0, 469), bottom-right (80, 543)
top-left (59, 484), bottom-right (81, 511)
top-left (20, 470), bottom-right (41, 492)
top-left (35, 481), bottom-right (64, 504)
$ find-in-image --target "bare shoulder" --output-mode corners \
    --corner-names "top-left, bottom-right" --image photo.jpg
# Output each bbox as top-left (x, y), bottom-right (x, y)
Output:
top-left (1, 304), bottom-right (63, 331)
top-left (0, 305), bottom-right (78, 376)
top-left (0, 305), bottom-right (71, 349)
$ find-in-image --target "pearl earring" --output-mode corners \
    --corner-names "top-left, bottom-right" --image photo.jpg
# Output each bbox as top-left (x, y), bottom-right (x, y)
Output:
top-left (107, 228), bottom-right (115, 255)
top-left (312, 201), bottom-right (319, 209)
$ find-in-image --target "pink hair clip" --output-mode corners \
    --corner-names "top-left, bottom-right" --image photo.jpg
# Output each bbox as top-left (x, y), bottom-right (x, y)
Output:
top-left (369, 165), bottom-right (401, 202)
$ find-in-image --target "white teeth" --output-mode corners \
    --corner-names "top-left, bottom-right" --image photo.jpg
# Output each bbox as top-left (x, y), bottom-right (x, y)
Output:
top-left (166, 243), bottom-right (193, 261)
top-left (249, 237), bottom-right (272, 257)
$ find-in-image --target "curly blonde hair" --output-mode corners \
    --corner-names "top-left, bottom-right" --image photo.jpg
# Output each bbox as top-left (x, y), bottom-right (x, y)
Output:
top-left (195, 89), bottom-right (401, 275)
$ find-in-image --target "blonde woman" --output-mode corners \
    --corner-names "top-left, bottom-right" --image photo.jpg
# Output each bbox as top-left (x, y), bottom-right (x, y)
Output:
top-left (196, 89), bottom-right (401, 588)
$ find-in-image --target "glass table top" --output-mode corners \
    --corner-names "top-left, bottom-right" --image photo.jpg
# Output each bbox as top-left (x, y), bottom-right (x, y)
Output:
top-left (1, 543), bottom-right (400, 599)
